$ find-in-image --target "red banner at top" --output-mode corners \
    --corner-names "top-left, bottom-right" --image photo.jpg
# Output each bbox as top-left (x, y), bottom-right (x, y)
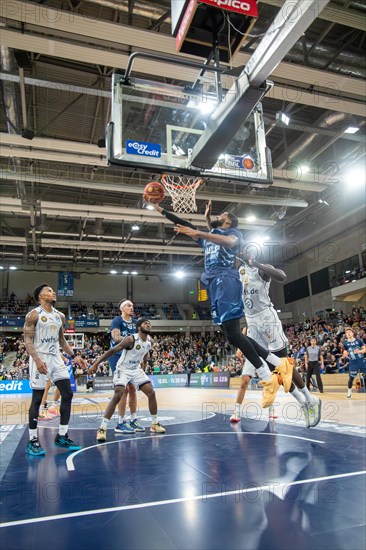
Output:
top-left (198, 0), bottom-right (258, 17)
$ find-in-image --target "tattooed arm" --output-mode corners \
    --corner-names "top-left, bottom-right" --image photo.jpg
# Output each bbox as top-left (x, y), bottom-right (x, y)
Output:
top-left (23, 309), bottom-right (47, 375)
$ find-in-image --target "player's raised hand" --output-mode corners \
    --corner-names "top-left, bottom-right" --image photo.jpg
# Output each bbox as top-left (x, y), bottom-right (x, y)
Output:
top-left (205, 200), bottom-right (212, 218)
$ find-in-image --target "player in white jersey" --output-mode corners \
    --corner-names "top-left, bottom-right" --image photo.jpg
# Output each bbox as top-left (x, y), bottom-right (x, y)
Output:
top-left (230, 259), bottom-right (321, 428)
top-left (24, 284), bottom-right (88, 456)
top-left (89, 318), bottom-right (166, 441)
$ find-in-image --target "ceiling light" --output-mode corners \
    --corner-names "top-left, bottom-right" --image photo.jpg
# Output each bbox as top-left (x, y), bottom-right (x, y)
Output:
top-left (246, 215), bottom-right (256, 222)
top-left (131, 271), bottom-right (138, 275)
top-left (344, 126), bottom-right (359, 134)
top-left (146, 204), bottom-right (155, 210)
top-left (110, 269), bottom-right (117, 274)
top-left (9, 266), bottom-right (17, 270)
top-left (346, 169), bottom-right (365, 187)
top-left (276, 111), bottom-right (290, 126)
top-left (175, 270), bottom-right (185, 279)
top-left (0, 266), bottom-right (3, 270)
top-left (131, 225), bottom-right (140, 231)
top-left (123, 270), bottom-right (129, 275)
top-left (301, 165), bottom-right (310, 174)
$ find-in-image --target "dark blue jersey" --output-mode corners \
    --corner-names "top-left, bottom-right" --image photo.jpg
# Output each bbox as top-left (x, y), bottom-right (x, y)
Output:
top-left (200, 227), bottom-right (244, 272)
top-left (110, 316), bottom-right (136, 355)
top-left (343, 338), bottom-right (365, 364)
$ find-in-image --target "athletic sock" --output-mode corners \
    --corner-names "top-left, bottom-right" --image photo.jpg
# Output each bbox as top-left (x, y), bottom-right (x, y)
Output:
top-left (118, 416), bottom-right (125, 424)
top-left (235, 403), bottom-right (240, 416)
top-left (151, 415), bottom-right (158, 424)
top-left (130, 412), bottom-right (137, 421)
top-left (29, 428), bottom-right (37, 440)
top-left (347, 388), bottom-right (352, 397)
top-left (59, 425), bottom-right (68, 436)
top-left (256, 359), bottom-right (272, 381)
top-left (298, 386), bottom-right (314, 404)
top-left (100, 418), bottom-right (108, 430)
top-left (266, 353), bottom-right (281, 368)
top-left (291, 387), bottom-right (306, 405)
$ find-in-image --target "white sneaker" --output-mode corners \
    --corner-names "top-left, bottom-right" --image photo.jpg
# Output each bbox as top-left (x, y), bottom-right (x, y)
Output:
top-left (302, 404), bottom-right (310, 428)
top-left (308, 397), bottom-right (322, 428)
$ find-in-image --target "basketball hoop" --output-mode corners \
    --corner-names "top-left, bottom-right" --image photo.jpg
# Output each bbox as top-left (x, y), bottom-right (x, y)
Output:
top-left (161, 174), bottom-right (203, 213)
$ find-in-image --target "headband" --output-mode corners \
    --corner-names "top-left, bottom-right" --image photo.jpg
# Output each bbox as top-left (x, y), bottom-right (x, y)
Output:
top-left (120, 300), bottom-right (132, 309)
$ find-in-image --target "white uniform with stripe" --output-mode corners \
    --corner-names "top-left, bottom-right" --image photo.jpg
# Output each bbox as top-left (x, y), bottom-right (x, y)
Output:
top-left (29, 306), bottom-right (69, 389)
top-left (239, 264), bottom-right (288, 378)
top-left (113, 333), bottom-right (151, 389)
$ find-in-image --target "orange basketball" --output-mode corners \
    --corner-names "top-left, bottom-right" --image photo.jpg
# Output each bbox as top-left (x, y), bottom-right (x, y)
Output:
top-left (143, 181), bottom-right (165, 204)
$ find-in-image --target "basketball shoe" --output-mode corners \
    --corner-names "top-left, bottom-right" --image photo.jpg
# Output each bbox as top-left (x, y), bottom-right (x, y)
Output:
top-left (261, 372), bottom-right (280, 408)
top-left (230, 414), bottom-right (241, 423)
top-left (150, 422), bottom-right (166, 434)
top-left (302, 404), bottom-right (310, 428)
top-left (96, 428), bottom-right (107, 442)
top-left (54, 433), bottom-right (81, 451)
top-left (268, 405), bottom-right (278, 420)
top-left (130, 419), bottom-right (145, 432)
top-left (114, 421), bottom-right (135, 434)
top-left (276, 357), bottom-right (294, 392)
top-left (307, 397), bottom-right (321, 428)
top-left (26, 437), bottom-right (46, 456)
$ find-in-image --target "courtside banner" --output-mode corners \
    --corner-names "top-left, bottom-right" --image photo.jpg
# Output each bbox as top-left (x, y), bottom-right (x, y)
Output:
top-left (148, 374), bottom-right (187, 387)
top-left (94, 376), bottom-right (114, 390)
top-left (190, 372), bottom-right (230, 387)
top-left (0, 380), bottom-right (32, 394)
top-left (198, 0), bottom-right (258, 17)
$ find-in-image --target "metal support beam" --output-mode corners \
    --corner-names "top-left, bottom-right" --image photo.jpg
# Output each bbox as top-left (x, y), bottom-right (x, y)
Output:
top-left (190, 0), bottom-right (331, 168)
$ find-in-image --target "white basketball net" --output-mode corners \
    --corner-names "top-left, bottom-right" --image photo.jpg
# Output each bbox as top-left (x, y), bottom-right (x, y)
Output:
top-left (161, 174), bottom-right (203, 213)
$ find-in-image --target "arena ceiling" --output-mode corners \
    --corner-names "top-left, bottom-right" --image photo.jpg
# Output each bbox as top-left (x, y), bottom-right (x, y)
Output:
top-left (0, 0), bottom-right (365, 276)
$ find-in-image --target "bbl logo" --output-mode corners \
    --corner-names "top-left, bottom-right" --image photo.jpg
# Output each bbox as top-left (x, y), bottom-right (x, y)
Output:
top-left (41, 316), bottom-right (47, 322)
top-left (136, 344), bottom-right (141, 350)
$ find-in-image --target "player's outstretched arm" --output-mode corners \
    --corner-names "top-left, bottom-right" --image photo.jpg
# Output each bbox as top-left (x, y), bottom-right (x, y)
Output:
top-left (242, 257), bottom-right (287, 283)
top-left (205, 200), bottom-right (213, 230)
top-left (89, 335), bottom-right (134, 373)
top-left (175, 224), bottom-right (238, 248)
top-left (147, 202), bottom-right (197, 230)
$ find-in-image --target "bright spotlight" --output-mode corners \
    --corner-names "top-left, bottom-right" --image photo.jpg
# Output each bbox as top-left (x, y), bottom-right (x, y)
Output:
top-left (131, 225), bottom-right (140, 231)
top-left (276, 111), bottom-right (290, 126)
top-left (175, 270), bottom-right (185, 279)
top-left (146, 204), bottom-right (155, 210)
top-left (346, 169), bottom-right (365, 187)
top-left (254, 235), bottom-right (269, 246)
top-left (110, 270), bottom-right (117, 274)
top-left (301, 165), bottom-right (310, 174)
top-left (131, 271), bottom-right (138, 275)
top-left (344, 126), bottom-right (359, 134)
top-left (122, 270), bottom-right (129, 275)
top-left (9, 266), bottom-right (17, 270)
top-left (246, 215), bottom-right (256, 222)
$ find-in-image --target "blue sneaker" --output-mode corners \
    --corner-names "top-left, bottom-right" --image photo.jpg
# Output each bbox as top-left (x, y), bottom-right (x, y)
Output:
top-left (54, 433), bottom-right (81, 451)
top-left (114, 421), bottom-right (135, 434)
top-left (26, 437), bottom-right (46, 456)
top-left (130, 419), bottom-right (145, 432)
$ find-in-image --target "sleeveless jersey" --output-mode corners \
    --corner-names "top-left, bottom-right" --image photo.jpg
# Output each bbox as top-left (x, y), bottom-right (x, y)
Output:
top-left (343, 338), bottom-right (365, 364)
top-left (239, 264), bottom-right (272, 317)
top-left (110, 316), bottom-right (136, 354)
top-left (33, 306), bottom-right (63, 355)
top-left (116, 333), bottom-right (151, 370)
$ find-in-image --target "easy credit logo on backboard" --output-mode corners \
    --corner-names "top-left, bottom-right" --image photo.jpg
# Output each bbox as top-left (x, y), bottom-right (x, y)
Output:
top-left (198, 0), bottom-right (258, 17)
top-left (126, 140), bottom-right (161, 158)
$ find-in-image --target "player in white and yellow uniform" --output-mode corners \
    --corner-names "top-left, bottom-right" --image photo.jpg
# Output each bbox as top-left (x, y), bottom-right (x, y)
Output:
top-left (24, 284), bottom-right (88, 456)
top-left (89, 318), bottom-right (166, 441)
top-left (230, 259), bottom-right (321, 428)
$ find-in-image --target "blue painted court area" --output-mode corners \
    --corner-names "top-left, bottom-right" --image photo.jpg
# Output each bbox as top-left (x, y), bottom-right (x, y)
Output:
top-left (1, 414), bottom-right (365, 550)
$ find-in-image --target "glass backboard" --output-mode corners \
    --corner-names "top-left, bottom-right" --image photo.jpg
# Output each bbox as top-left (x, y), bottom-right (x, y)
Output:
top-left (107, 74), bottom-right (272, 187)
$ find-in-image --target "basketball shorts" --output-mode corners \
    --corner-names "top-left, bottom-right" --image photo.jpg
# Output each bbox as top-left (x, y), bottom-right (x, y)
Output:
top-left (242, 308), bottom-right (288, 378)
top-left (349, 359), bottom-right (366, 377)
top-left (206, 274), bottom-right (244, 325)
top-left (108, 353), bottom-right (121, 373)
top-left (113, 368), bottom-right (150, 389)
top-left (29, 352), bottom-right (70, 390)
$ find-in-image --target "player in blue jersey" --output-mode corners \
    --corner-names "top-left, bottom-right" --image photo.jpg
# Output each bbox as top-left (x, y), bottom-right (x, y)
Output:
top-left (149, 201), bottom-right (293, 407)
top-left (109, 299), bottom-right (145, 433)
top-left (342, 327), bottom-right (366, 398)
